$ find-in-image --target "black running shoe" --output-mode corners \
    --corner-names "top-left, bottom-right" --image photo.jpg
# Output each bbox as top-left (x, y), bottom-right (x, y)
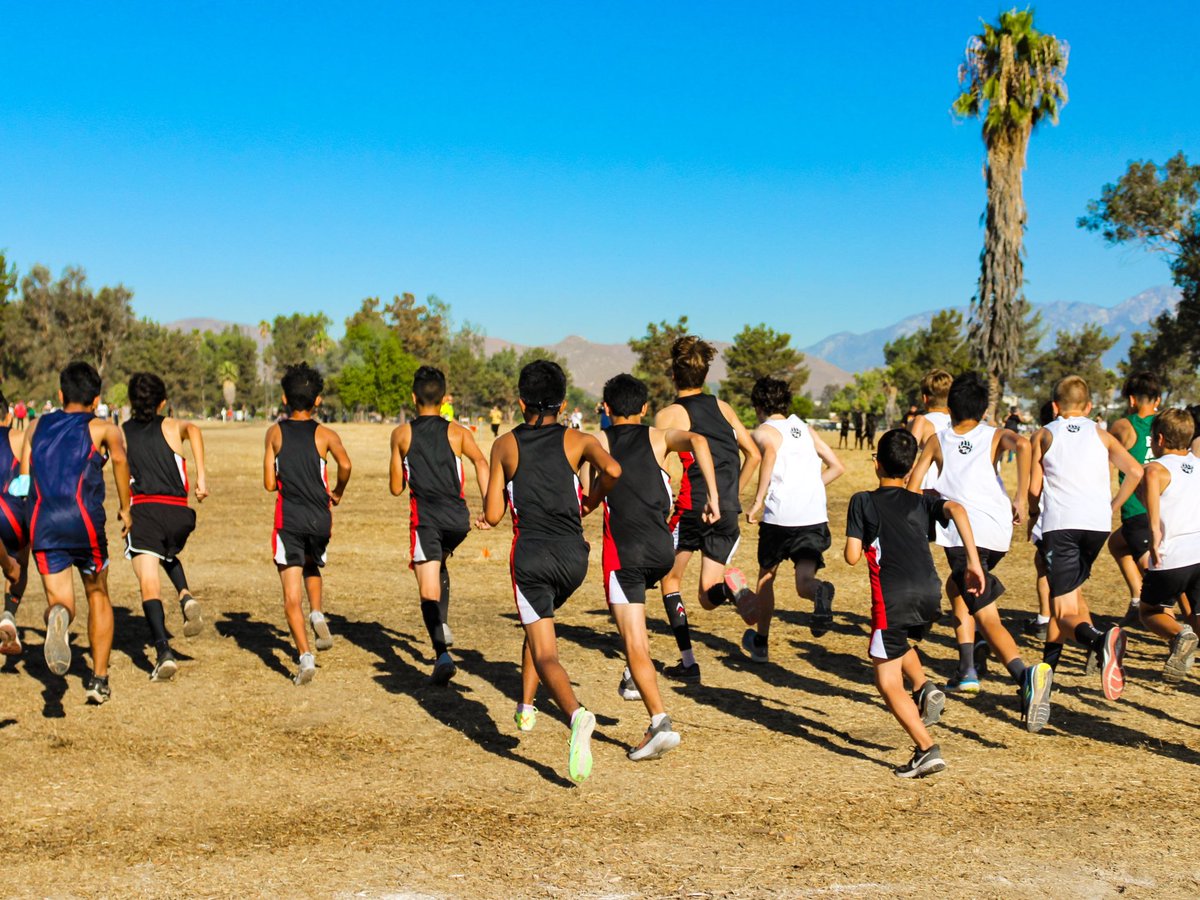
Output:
top-left (894, 744), bottom-right (946, 778)
top-left (811, 580), bottom-right (835, 637)
top-left (1020, 616), bottom-right (1048, 640)
top-left (915, 682), bottom-right (945, 726)
top-left (150, 646), bottom-right (178, 682)
top-left (84, 674), bottom-right (111, 705)
top-left (663, 660), bottom-right (701, 683)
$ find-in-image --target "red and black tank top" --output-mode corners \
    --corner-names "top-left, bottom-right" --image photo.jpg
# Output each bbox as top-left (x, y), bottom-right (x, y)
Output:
top-left (406, 416), bottom-right (469, 532)
top-left (507, 424), bottom-right (582, 540)
top-left (274, 418), bottom-right (331, 535)
top-left (123, 417), bottom-right (189, 506)
top-left (603, 424), bottom-right (674, 571)
top-left (675, 393), bottom-right (741, 513)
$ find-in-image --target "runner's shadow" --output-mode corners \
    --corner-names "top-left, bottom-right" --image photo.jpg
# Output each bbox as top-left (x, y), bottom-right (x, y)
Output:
top-left (773, 607), bottom-right (869, 639)
top-left (14, 626), bottom-right (75, 718)
top-left (553, 621), bottom-right (626, 663)
top-left (1044, 704), bottom-right (1200, 765)
top-left (214, 612), bottom-right (294, 681)
top-left (0, 718), bottom-right (14, 729)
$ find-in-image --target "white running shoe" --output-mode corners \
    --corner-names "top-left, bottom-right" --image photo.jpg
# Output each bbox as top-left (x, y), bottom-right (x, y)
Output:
top-left (181, 594), bottom-right (203, 637)
top-left (310, 612), bottom-right (333, 651)
top-left (0, 610), bottom-right (21, 656)
top-left (627, 715), bottom-right (681, 761)
top-left (294, 652), bottom-right (316, 685)
top-left (44, 606), bottom-right (71, 676)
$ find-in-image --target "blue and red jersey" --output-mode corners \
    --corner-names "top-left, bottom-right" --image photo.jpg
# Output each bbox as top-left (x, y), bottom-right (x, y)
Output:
top-left (29, 411), bottom-right (108, 567)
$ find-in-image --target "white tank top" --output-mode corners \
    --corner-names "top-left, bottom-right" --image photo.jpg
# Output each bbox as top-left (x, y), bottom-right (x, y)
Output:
top-left (1039, 417), bottom-right (1112, 533)
top-left (920, 410), bottom-right (952, 491)
top-left (1149, 453), bottom-right (1200, 571)
top-left (934, 423), bottom-right (1013, 552)
top-left (761, 416), bottom-right (828, 527)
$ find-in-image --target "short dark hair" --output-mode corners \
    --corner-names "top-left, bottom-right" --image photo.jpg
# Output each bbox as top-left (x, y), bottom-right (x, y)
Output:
top-left (0, 390), bottom-right (8, 418)
top-left (948, 372), bottom-right (989, 423)
top-left (751, 377), bottom-right (792, 416)
top-left (1124, 371), bottom-right (1161, 403)
top-left (129, 373), bottom-right (167, 422)
top-left (61, 361), bottom-right (102, 406)
top-left (413, 366), bottom-right (447, 408)
top-left (518, 360), bottom-right (567, 415)
top-left (603, 373), bottom-right (648, 417)
top-left (1153, 408), bottom-right (1195, 451)
top-left (1187, 405), bottom-right (1200, 441)
top-left (670, 336), bottom-right (715, 390)
top-left (1038, 400), bottom-right (1056, 427)
top-left (281, 362), bottom-right (323, 412)
top-left (876, 429), bottom-right (917, 478)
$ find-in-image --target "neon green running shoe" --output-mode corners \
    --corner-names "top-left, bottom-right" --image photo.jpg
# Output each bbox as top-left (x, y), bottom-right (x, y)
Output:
top-left (568, 708), bottom-right (596, 783)
top-left (514, 706), bottom-right (537, 732)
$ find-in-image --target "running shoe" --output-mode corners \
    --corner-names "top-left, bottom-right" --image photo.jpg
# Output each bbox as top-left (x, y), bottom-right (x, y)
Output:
top-left (568, 708), bottom-right (596, 783)
top-left (294, 651), bottom-right (316, 686)
top-left (431, 651), bottom-right (456, 686)
top-left (1099, 626), bottom-right (1127, 701)
top-left (741, 628), bottom-right (769, 663)
top-left (514, 706), bottom-right (538, 732)
top-left (627, 715), bottom-right (681, 761)
top-left (0, 610), bottom-right (21, 656)
top-left (973, 640), bottom-right (991, 678)
top-left (43, 605), bottom-right (71, 676)
top-left (663, 660), bottom-right (701, 683)
top-left (893, 744), bottom-right (946, 778)
top-left (84, 674), bottom-right (111, 705)
top-left (150, 646), bottom-right (178, 682)
top-left (944, 673), bottom-right (980, 696)
top-left (1020, 662), bottom-right (1054, 733)
top-left (915, 682), bottom-right (945, 726)
top-left (1019, 616), bottom-right (1049, 640)
top-left (1163, 626), bottom-right (1198, 684)
top-left (724, 568), bottom-right (758, 625)
top-left (617, 670), bottom-right (642, 701)
top-left (181, 594), bottom-right (203, 638)
top-left (310, 611), bottom-right (333, 651)
top-left (810, 580), bottom-right (835, 637)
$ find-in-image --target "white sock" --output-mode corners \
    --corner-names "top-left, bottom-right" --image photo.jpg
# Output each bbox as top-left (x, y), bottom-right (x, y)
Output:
top-left (651, 712), bottom-right (668, 728)
top-left (310, 610), bottom-right (324, 622)
top-left (1129, 597), bottom-right (1141, 608)
top-left (1036, 614), bottom-right (1050, 625)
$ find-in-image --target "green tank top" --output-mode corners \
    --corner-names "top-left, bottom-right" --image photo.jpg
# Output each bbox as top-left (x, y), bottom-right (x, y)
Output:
top-left (1120, 413), bottom-right (1155, 519)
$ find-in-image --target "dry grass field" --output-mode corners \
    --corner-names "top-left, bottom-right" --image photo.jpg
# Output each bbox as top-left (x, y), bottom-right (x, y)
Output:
top-left (1, 422), bottom-right (1198, 898)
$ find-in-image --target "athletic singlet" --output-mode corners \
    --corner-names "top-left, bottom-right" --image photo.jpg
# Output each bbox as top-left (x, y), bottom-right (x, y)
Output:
top-left (0, 426), bottom-right (26, 538)
top-left (602, 425), bottom-right (673, 571)
top-left (674, 393), bottom-right (740, 514)
top-left (123, 417), bottom-right (188, 506)
top-left (30, 411), bottom-right (107, 552)
top-left (934, 423), bottom-right (1013, 552)
top-left (761, 415), bottom-right (827, 527)
top-left (507, 424), bottom-right (582, 540)
top-left (274, 418), bottom-right (331, 535)
top-left (919, 410), bottom-right (952, 491)
top-left (1120, 413), bottom-right (1155, 520)
top-left (1148, 453), bottom-right (1200, 571)
top-left (405, 416), bottom-right (469, 532)
top-left (1039, 416), bottom-right (1111, 533)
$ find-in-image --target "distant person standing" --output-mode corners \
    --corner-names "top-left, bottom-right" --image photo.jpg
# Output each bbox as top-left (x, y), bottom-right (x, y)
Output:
top-left (838, 413), bottom-right (849, 449)
top-left (853, 410), bottom-right (864, 450)
top-left (96, 400), bottom-right (110, 421)
top-left (865, 412), bottom-right (878, 451)
top-left (489, 405), bottom-right (503, 438)
top-left (570, 407), bottom-right (583, 430)
top-left (440, 395), bottom-right (455, 422)
top-left (1004, 407), bottom-right (1022, 463)
top-left (12, 400), bottom-right (27, 432)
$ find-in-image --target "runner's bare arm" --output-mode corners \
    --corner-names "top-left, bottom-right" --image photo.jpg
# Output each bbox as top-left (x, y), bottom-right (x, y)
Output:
top-left (812, 431), bottom-right (845, 486)
top-left (388, 424), bottom-right (410, 497)
top-left (483, 434), bottom-right (516, 526)
top-left (1140, 462), bottom-right (1170, 567)
top-left (263, 425), bottom-right (280, 492)
top-left (747, 425), bottom-right (779, 524)
top-left (100, 421), bottom-right (132, 534)
top-left (1101, 428), bottom-right (1143, 514)
top-left (455, 423), bottom-right (491, 525)
top-left (180, 420), bottom-right (209, 501)
top-left (906, 437), bottom-right (940, 493)
top-left (996, 430), bottom-right (1031, 524)
top-left (662, 429), bottom-right (719, 524)
top-left (576, 432), bottom-right (621, 517)
top-left (321, 426), bottom-right (352, 505)
top-left (719, 400), bottom-right (761, 495)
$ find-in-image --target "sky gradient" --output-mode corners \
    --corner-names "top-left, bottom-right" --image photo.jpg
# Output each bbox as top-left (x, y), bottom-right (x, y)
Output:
top-left (3, 1), bottom-right (1198, 348)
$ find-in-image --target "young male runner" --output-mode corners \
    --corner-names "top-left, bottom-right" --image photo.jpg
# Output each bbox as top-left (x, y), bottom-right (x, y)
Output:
top-left (1020, 400), bottom-right (1057, 642)
top-left (390, 366), bottom-right (489, 685)
top-left (906, 369), bottom-right (953, 489)
top-left (744, 377), bottom-right (844, 662)
top-left (122, 373), bottom-right (209, 681)
top-left (1136, 409), bottom-right (1200, 681)
top-left (23, 361), bottom-right (131, 704)
top-left (909, 373), bottom-right (1054, 731)
top-left (595, 373), bottom-right (719, 760)
top-left (1030, 376), bottom-right (1143, 700)
top-left (845, 429), bottom-right (986, 778)
top-left (483, 360), bottom-right (621, 783)
top-left (263, 363), bottom-right (352, 685)
top-left (654, 336), bottom-right (761, 683)
top-left (0, 392), bottom-right (30, 655)
top-left (1106, 372), bottom-right (1160, 626)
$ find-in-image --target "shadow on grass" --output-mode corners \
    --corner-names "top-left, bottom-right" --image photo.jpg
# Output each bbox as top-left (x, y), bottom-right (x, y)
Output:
top-left (215, 611), bottom-right (294, 681)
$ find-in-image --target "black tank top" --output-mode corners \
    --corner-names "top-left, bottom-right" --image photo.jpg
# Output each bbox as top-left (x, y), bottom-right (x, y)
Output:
top-left (603, 425), bottom-right (674, 570)
top-left (675, 393), bottom-right (741, 513)
top-left (123, 417), bottom-right (188, 504)
top-left (275, 418), bottom-right (331, 534)
top-left (407, 416), bottom-right (470, 532)
top-left (508, 424), bottom-right (582, 540)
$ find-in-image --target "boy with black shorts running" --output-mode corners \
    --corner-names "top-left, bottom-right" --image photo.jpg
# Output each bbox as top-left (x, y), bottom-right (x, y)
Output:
top-left (23, 362), bottom-right (131, 704)
top-left (1030, 375), bottom-right (1143, 700)
top-left (123, 373), bottom-right (209, 681)
top-left (745, 377), bottom-right (844, 662)
top-left (595, 373), bottom-right (720, 760)
top-left (909, 373), bottom-right (1054, 732)
top-left (483, 360), bottom-right (621, 783)
top-left (390, 366), bottom-right (489, 686)
top-left (844, 429), bottom-right (985, 778)
top-left (655, 336), bottom-right (761, 683)
top-left (1136, 409), bottom-right (1200, 682)
top-left (0, 391), bottom-right (31, 656)
top-left (263, 363), bottom-right (352, 686)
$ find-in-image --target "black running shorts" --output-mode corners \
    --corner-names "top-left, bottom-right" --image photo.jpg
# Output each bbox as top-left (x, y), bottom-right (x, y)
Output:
top-left (273, 529), bottom-right (330, 568)
top-left (1141, 563), bottom-right (1200, 609)
top-left (511, 536), bottom-right (589, 624)
top-left (1041, 529), bottom-right (1108, 598)
top-left (944, 546), bottom-right (1007, 614)
top-left (673, 510), bottom-right (740, 564)
top-left (125, 502), bottom-right (196, 562)
top-left (1120, 513), bottom-right (1152, 559)
top-left (605, 565), bottom-right (672, 606)
top-left (868, 623), bottom-right (930, 661)
top-left (757, 522), bottom-right (830, 571)
top-left (411, 524), bottom-right (467, 568)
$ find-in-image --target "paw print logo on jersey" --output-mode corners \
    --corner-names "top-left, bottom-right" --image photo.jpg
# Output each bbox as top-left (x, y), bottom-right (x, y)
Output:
top-left (790, 427), bottom-right (802, 439)
top-left (957, 440), bottom-right (973, 455)
top-left (1184, 463), bottom-right (1194, 475)
top-left (1067, 423), bottom-right (1081, 433)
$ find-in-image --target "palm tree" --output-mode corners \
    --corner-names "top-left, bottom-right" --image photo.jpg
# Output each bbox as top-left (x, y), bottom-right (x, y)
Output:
top-left (954, 8), bottom-right (1067, 416)
top-left (218, 360), bottom-right (239, 409)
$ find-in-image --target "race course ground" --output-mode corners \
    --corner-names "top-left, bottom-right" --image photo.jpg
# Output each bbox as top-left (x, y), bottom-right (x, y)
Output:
top-left (2, 423), bottom-right (1198, 898)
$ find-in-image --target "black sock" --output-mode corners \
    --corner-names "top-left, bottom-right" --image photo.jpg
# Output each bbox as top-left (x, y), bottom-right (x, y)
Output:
top-left (1005, 657), bottom-right (1027, 686)
top-left (3, 592), bottom-right (19, 616)
top-left (1043, 641), bottom-right (1064, 671)
top-left (662, 592), bottom-right (692, 652)
top-left (162, 558), bottom-right (189, 596)
top-left (957, 642), bottom-right (976, 677)
top-left (1074, 622), bottom-right (1104, 650)
top-left (420, 599), bottom-right (447, 656)
top-left (438, 567), bottom-right (451, 626)
top-left (753, 632), bottom-right (768, 648)
top-left (142, 599), bottom-right (169, 646)
top-left (706, 584), bottom-right (729, 607)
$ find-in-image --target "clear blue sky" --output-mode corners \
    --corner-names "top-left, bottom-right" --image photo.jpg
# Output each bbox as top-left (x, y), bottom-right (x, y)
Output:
top-left (3, 1), bottom-right (1197, 349)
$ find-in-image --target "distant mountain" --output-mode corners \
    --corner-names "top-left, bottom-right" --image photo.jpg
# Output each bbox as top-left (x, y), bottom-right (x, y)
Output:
top-left (802, 286), bottom-right (1180, 374)
top-left (167, 318), bottom-right (268, 350)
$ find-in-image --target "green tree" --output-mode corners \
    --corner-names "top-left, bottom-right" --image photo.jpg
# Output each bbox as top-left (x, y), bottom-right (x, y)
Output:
top-left (829, 370), bottom-right (889, 416)
top-left (629, 316), bottom-right (690, 412)
top-left (217, 360), bottom-right (240, 408)
top-left (1020, 324), bottom-right (1117, 406)
top-left (266, 312), bottom-right (332, 376)
top-left (883, 310), bottom-right (972, 403)
top-left (720, 323), bottom-right (809, 426)
top-left (336, 320), bottom-right (419, 419)
top-left (385, 292), bottom-right (450, 364)
top-left (112, 319), bottom-right (207, 412)
top-left (200, 326), bottom-right (260, 412)
top-left (954, 8), bottom-right (1068, 417)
